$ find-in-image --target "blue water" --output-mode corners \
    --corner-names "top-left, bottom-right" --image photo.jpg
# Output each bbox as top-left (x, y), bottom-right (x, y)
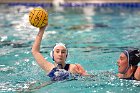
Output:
top-left (0, 4), bottom-right (140, 93)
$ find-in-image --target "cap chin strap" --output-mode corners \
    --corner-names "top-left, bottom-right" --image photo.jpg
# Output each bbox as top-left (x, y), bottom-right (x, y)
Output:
top-left (121, 66), bottom-right (129, 74)
top-left (50, 51), bottom-right (54, 61)
top-left (121, 50), bottom-right (130, 74)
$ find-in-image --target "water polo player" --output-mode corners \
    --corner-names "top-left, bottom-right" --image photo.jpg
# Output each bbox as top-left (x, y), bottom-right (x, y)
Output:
top-left (117, 49), bottom-right (140, 80)
top-left (31, 25), bottom-right (88, 81)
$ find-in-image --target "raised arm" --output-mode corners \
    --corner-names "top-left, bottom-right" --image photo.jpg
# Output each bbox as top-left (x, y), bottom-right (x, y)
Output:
top-left (31, 25), bottom-right (54, 73)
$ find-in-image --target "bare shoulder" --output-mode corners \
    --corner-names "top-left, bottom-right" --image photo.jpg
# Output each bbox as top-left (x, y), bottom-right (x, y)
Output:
top-left (136, 66), bottom-right (140, 71)
top-left (135, 66), bottom-right (140, 81)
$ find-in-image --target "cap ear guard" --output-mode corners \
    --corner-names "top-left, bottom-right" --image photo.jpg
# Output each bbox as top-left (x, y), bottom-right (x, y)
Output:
top-left (121, 50), bottom-right (130, 74)
top-left (50, 51), bottom-right (54, 61)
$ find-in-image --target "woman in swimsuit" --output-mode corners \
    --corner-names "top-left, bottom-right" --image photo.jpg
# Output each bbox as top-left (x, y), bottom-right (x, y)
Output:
top-left (31, 25), bottom-right (88, 81)
top-left (117, 49), bottom-right (140, 80)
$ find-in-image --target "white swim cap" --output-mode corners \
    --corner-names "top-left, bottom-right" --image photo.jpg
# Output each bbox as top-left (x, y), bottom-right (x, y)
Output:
top-left (53, 43), bottom-right (67, 51)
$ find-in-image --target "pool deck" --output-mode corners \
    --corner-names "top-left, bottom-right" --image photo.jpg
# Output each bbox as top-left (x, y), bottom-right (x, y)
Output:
top-left (0, 0), bottom-right (140, 4)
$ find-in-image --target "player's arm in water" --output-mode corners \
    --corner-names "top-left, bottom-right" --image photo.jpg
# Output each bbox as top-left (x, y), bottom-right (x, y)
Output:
top-left (31, 25), bottom-right (55, 73)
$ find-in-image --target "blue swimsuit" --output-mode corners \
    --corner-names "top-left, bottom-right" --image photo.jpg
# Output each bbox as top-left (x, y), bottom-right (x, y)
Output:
top-left (48, 64), bottom-right (78, 81)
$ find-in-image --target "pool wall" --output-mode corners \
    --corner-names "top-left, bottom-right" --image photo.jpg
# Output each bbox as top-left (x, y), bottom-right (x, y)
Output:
top-left (0, 0), bottom-right (140, 7)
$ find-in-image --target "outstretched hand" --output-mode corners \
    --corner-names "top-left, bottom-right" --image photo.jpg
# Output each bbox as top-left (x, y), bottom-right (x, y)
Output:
top-left (73, 64), bottom-right (88, 76)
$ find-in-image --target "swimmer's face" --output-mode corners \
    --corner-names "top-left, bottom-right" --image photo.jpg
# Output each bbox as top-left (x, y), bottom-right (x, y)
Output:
top-left (117, 53), bottom-right (128, 73)
top-left (53, 45), bottom-right (67, 64)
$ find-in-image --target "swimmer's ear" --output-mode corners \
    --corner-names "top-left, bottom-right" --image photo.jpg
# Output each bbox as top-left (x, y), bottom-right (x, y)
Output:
top-left (50, 51), bottom-right (53, 58)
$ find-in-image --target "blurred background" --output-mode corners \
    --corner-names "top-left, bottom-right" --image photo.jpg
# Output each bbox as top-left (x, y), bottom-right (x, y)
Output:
top-left (0, 0), bottom-right (140, 93)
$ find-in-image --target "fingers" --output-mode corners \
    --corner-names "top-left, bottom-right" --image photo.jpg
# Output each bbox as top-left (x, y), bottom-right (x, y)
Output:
top-left (74, 64), bottom-right (86, 75)
top-left (39, 24), bottom-right (48, 31)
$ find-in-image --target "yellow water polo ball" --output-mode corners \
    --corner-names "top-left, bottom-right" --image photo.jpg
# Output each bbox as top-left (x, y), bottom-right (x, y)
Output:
top-left (29, 7), bottom-right (48, 28)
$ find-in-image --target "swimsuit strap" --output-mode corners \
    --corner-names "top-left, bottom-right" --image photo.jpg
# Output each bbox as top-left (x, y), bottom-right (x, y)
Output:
top-left (64, 64), bottom-right (70, 71)
top-left (56, 64), bottom-right (70, 71)
top-left (130, 66), bottom-right (138, 80)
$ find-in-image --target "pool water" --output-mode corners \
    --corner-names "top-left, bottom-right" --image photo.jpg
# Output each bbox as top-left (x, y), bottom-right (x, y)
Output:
top-left (0, 4), bottom-right (140, 93)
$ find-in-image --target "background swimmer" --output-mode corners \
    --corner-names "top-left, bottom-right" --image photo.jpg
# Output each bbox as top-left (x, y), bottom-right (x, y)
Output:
top-left (117, 49), bottom-right (140, 80)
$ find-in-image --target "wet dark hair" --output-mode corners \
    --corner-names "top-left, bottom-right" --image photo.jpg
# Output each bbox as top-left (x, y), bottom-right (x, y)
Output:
top-left (123, 49), bottom-right (140, 66)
